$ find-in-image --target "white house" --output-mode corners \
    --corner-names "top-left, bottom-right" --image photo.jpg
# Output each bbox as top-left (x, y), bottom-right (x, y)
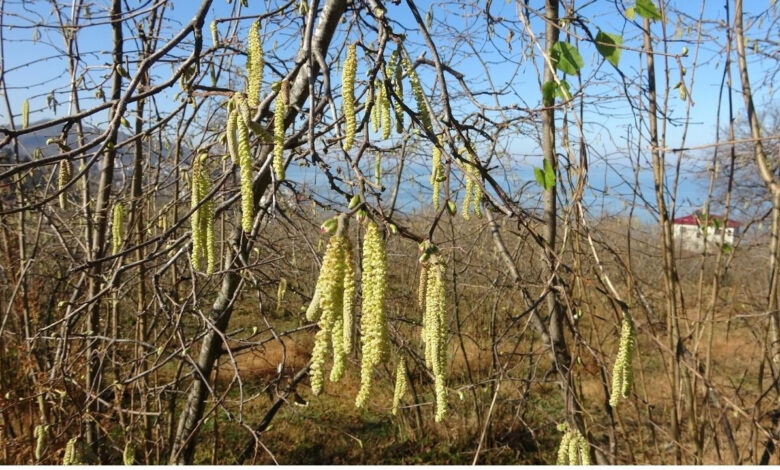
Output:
top-left (672, 212), bottom-right (740, 253)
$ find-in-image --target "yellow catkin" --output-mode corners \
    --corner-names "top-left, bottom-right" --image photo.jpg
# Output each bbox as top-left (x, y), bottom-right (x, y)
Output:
top-left (430, 137), bottom-right (444, 210)
top-left (342, 43), bottom-right (357, 151)
top-left (392, 359), bottom-right (408, 416)
top-left (112, 202), bottom-right (124, 256)
top-left (556, 428), bottom-right (590, 465)
top-left (123, 442), bottom-right (135, 465)
top-left (381, 79), bottom-right (392, 139)
top-left (402, 56), bottom-right (432, 134)
top-left (609, 311), bottom-right (636, 407)
top-left (210, 20), bottom-right (218, 46)
top-left (58, 160), bottom-right (71, 210)
top-left (310, 235), bottom-right (347, 394)
top-left (273, 81), bottom-right (287, 181)
top-left (22, 99), bottom-right (29, 129)
top-left (424, 257), bottom-right (448, 422)
top-left (62, 436), bottom-right (90, 465)
top-left (191, 155), bottom-right (215, 274)
top-left (356, 221), bottom-right (389, 408)
top-left (226, 100), bottom-right (239, 166)
top-left (374, 152), bottom-right (382, 187)
top-left (34, 424), bottom-right (46, 460)
top-left (371, 80), bottom-right (382, 134)
top-left (461, 150), bottom-right (482, 220)
top-left (276, 278), bottom-right (288, 314)
top-left (342, 238), bottom-right (356, 354)
top-left (556, 430), bottom-right (572, 465)
top-left (237, 99), bottom-right (254, 233)
top-left (306, 286), bottom-right (322, 322)
top-left (417, 262), bottom-right (429, 311)
top-left (63, 437), bottom-right (76, 465)
top-left (246, 20), bottom-right (264, 107)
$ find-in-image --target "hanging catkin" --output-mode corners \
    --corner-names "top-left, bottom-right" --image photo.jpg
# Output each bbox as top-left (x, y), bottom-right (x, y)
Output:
top-left (387, 50), bottom-right (404, 134)
top-left (236, 96), bottom-right (254, 233)
top-left (226, 99), bottom-right (239, 166)
top-left (461, 149), bottom-right (482, 220)
top-left (342, 238), bottom-right (356, 354)
top-left (402, 56), bottom-right (432, 134)
top-left (556, 426), bottom-right (590, 465)
top-left (609, 310), bottom-right (636, 407)
top-left (273, 80), bottom-right (288, 181)
top-left (423, 256), bottom-right (448, 422)
top-left (58, 159), bottom-right (72, 210)
top-left (309, 234), bottom-right (348, 394)
top-left (342, 43), bottom-right (357, 151)
top-left (191, 154), bottom-right (215, 274)
top-left (430, 136), bottom-right (444, 210)
top-left (392, 359), bottom-right (408, 416)
top-left (246, 20), bottom-right (264, 107)
top-left (112, 202), bottom-right (124, 256)
top-left (355, 221), bottom-right (389, 408)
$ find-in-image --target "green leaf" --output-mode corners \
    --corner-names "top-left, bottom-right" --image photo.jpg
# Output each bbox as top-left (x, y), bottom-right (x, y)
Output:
top-left (542, 80), bottom-right (571, 105)
top-left (635, 0), bottom-right (662, 21)
top-left (543, 158), bottom-right (556, 189)
top-left (534, 167), bottom-right (546, 189)
top-left (626, 6), bottom-right (636, 20)
top-left (550, 42), bottom-right (584, 75)
top-left (595, 31), bottom-right (623, 67)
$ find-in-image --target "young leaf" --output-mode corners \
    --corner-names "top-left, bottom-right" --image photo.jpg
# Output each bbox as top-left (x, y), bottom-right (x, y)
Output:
top-left (550, 42), bottom-right (584, 75)
top-left (626, 6), bottom-right (636, 20)
top-left (595, 31), bottom-right (622, 67)
top-left (543, 158), bottom-right (556, 189)
top-left (534, 166), bottom-right (546, 189)
top-left (635, 0), bottom-right (662, 21)
top-left (542, 80), bottom-right (572, 105)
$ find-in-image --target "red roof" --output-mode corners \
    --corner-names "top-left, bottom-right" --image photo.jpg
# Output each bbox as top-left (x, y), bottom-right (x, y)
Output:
top-left (672, 212), bottom-right (740, 228)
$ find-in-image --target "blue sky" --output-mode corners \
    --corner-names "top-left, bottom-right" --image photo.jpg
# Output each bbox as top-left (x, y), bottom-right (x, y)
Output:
top-left (1, 0), bottom-right (778, 222)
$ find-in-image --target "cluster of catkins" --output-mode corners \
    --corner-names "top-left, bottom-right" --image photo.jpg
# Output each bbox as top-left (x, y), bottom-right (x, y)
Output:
top-left (371, 77), bottom-right (392, 140)
top-left (62, 437), bottom-right (93, 465)
top-left (307, 219), bottom-right (357, 395)
top-left (190, 154), bottom-right (216, 274)
top-left (556, 425), bottom-right (590, 465)
top-left (418, 243), bottom-right (448, 422)
top-left (609, 310), bottom-right (636, 407)
top-left (460, 149), bottom-right (482, 220)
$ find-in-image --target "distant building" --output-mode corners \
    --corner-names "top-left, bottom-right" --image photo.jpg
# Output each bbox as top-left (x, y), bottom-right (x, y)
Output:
top-left (673, 211), bottom-right (740, 253)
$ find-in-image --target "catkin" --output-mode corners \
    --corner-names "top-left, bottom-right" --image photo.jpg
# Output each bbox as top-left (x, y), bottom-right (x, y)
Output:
top-left (417, 262), bottom-right (429, 311)
top-left (273, 81), bottom-right (287, 181)
top-left (226, 100), bottom-right (239, 166)
top-left (112, 202), bottom-right (124, 256)
top-left (237, 99), bottom-right (254, 233)
top-left (246, 20), bottom-right (264, 107)
top-left (392, 359), bottom-right (408, 416)
top-left (34, 424), bottom-right (47, 460)
top-left (22, 99), bottom-right (29, 129)
top-left (310, 235), bottom-right (348, 394)
top-left (430, 137), bottom-right (444, 210)
top-left (191, 155), bottom-right (215, 274)
top-left (356, 221), bottom-right (389, 408)
top-left (276, 278), bottom-right (288, 314)
top-left (381, 79), bottom-right (392, 139)
top-left (342, 43), bottom-right (357, 151)
top-left (123, 442), bottom-right (135, 465)
top-left (423, 257), bottom-right (448, 422)
top-left (210, 20), bottom-right (218, 46)
top-left (388, 50), bottom-right (404, 134)
top-left (609, 310), bottom-right (636, 407)
top-left (556, 428), bottom-right (590, 465)
top-left (371, 80), bottom-right (382, 134)
top-left (342, 239), bottom-right (356, 354)
top-left (58, 160), bottom-right (72, 210)
top-left (461, 149), bottom-right (482, 220)
top-left (402, 56), bottom-right (432, 134)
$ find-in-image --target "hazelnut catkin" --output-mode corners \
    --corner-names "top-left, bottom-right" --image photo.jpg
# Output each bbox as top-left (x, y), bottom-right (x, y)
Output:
top-left (392, 359), bottom-right (408, 416)
top-left (273, 80), bottom-right (288, 181)
top-left (423, 256), bottom-right (448, 422)
top-left (402, 55), bottom-right (432, 134)
top-left (236, 97), bottom-right (254, 233)
top-left (112, 202), bottom-right (124, 256)
top-left (246, 20), bottom-right (264, 107)
top-left (226, 100), bottom-right (239, 166)
top-left (355, 221), bottom-right (389, 408)
top-left (387, 49), bottom-right (404, 134)
top-left (342, 43), bottom-right (357, 151)
top-left (609, 310), bottom-right (636, 407)
top-left (58, 160), bottom-right (72, 210)
top-left (430, 136), bottom-right (444, 210)
top-left (556, 426), bottom-right (590, 465)
top-left (190, 155), bottom-right (215, 274)
top-left (309, 235), bottom-right (348, 394)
